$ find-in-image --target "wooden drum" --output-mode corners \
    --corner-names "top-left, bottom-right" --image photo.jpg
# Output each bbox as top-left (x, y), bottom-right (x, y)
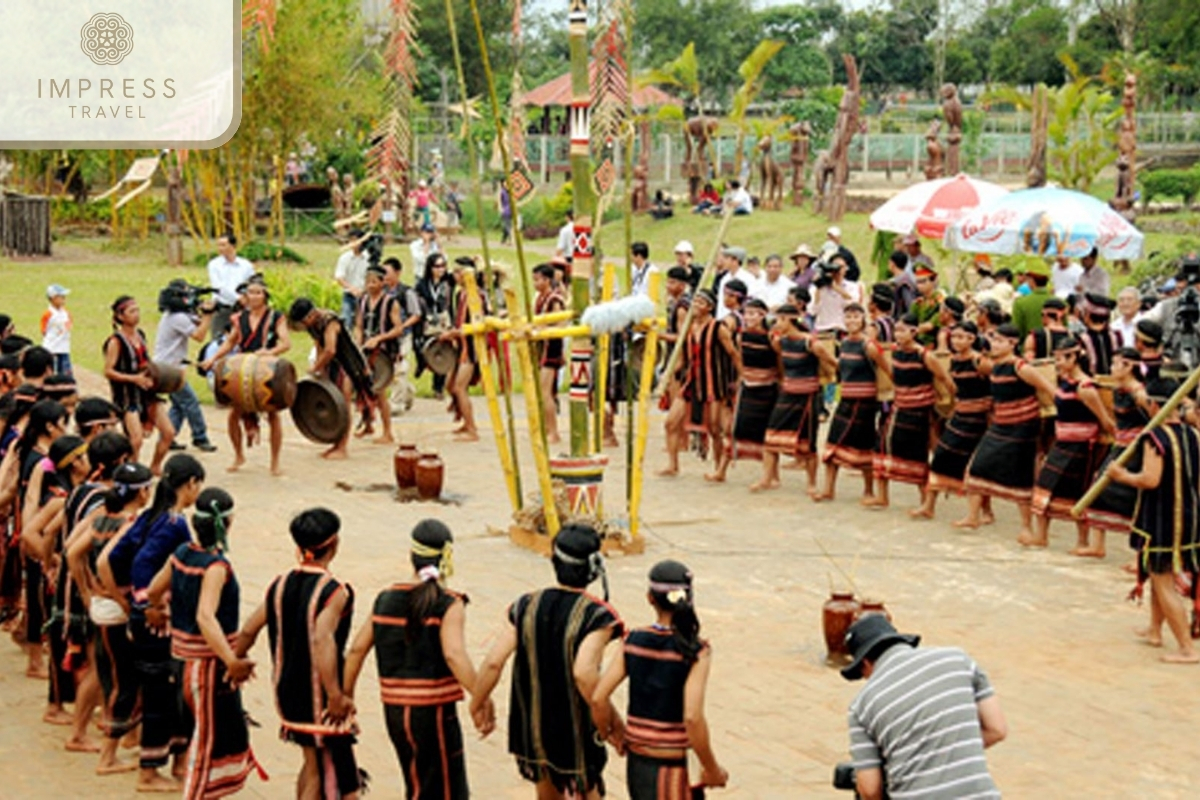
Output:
top-left (212, 353), bottom-right (298, 414)
top-left (147, 361), bottom-right (186, 395)
top-left (1031, 357), bottom-right (1057, 418)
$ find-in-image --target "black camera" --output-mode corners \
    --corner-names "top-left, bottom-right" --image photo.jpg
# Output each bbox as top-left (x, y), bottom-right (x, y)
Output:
top-left (833, 762), bottom-right (887, 798)
top-left (362, 232), bottom-right (385, 266)
top-left (813, 260), bottom-right (840, 289)
top-left (158, 280), bottom-right (216, 315)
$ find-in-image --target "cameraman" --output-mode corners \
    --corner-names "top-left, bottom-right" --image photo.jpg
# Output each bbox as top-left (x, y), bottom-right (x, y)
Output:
top-left (841, 615), bottom-right (1007, 800)
top-left (154, 281), bottom-right (218, 452)
top-left (1139, 254), bottom-right (1200, 369)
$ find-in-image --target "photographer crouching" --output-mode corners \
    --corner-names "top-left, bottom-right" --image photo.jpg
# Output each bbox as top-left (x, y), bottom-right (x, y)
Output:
top-left (155, 279), bottom-right (218, 452)
top-left (837, 615), bottom-right (1007, 799)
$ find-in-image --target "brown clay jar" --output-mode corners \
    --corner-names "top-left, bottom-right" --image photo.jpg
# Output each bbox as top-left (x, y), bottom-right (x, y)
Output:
top-left (857, 599), bottom-right (892, 622)
top-left (822, 591), bottom-right (861, 662)
top-left (415, 452), bottom-right (444, 500)
top-left (394, 444), bottom-right (419, 490)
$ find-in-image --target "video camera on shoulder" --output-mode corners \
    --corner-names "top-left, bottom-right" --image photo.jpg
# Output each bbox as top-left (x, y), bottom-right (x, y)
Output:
top-left (158, 280), bottom-right (216, 315)
top-left (814, 259), bottom-right (840, 289)
top-left (362, 232), bottom-right (385, 266)
top-left (833, 762), bottom-right (888, 799)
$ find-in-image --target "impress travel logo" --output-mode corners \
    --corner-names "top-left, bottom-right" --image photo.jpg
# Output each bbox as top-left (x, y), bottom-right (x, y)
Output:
top-left (0, 2), bottom-right (241, 148)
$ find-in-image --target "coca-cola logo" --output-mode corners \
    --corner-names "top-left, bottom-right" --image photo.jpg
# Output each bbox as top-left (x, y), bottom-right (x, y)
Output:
top-left (959, 208), bottom-right (1018, 242)
top-left (1095, 211), bottom-right (1135, 253)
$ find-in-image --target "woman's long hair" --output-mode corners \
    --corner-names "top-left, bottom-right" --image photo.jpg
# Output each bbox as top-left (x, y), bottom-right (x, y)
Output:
top-left (17, 400), bottom-right (66, 464)
top-left (648, 559), bottom-right (703, 664)
top-left (192, 487), bottom-right (235, 551)
top-left (407, 519), bottom-right (454, 644)
top-left (142, 453), bottom-right (205, 531)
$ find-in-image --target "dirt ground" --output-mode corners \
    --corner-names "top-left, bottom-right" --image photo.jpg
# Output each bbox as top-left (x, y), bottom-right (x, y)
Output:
top-left (2, 386), bottom-right (1198, 799)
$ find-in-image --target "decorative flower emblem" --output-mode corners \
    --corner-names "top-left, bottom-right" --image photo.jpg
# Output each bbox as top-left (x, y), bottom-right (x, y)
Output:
top-left (81, 13), bottom-right (134, 66)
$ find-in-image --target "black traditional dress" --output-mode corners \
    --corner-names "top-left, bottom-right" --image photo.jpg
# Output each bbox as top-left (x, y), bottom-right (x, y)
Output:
top-left (372, 583), bottom-right (470, 800)
top-left (1086, 386), bottom-right (1150, 535)
top-left (89, 513), bottom-right (141, 741)
top-left (684, 318), bottom-right (734, 434)
top-left (822, 336), bottom-right (880, 470)
top-left (765, 335), bottom-right (821, 456)
top-left (1081, 326), bottom-right (1116, 376)
top-left (535, 288), bottom-right (568, 370)
top-left (875, 346), bottom-right (936, 486)
top-left (507, 588), bottom-right (623, 795)
top-left (928, 355), bottom-right (992, 494)
top-left (1026, 327), bottom-right (1071, 360)
top-left (964, 359), bottom-right (1042, 503)
top-left (266, 565), bottom-right (361, 797)
top-left (52, 483), bottom-right (106, 676)
top-left (105, 328), bottom-right (155, 421)
top-left (170, 543), bottom-right (261, 800)
top-left (1032, 376), bottom-right (1108, 520)
top-left (622, 627), bottom-right (709, 800)
top-left (1130, 423), bottom-right (1200, 577)
top-left (731, 328), bottom-right (778, 460)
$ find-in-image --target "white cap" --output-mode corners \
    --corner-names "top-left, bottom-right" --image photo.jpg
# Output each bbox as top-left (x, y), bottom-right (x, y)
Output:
top-left (827, 226), bottom-right (842, 239)
top-left (674, 240), bottom-right (694, 254)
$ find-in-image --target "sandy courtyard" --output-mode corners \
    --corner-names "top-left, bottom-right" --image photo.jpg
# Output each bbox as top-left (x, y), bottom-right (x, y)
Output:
top-left (1, 392), bottom-right (1196, 799)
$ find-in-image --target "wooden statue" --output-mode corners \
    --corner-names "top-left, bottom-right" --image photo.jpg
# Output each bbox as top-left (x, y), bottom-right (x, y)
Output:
top-left (328, 166), bottom-right (346, 218)
top-left (757, 135), bottom-right (784, 210)
top-left (683, 115), bottom-right (719, 204)
top-left (788, 121), bottom-right (811, 206)
top-left (826, 54), bottom-right (860, 222)
top-left (924, 119), bottom-right (945, 180)
top-left (941, 83), bottom-right (963, 175)
top-left (166, 166), bottom-right (184, 267)
top-left (1027, 84), bottom-right (1048, 189)
top-left (631, 164), bottom-right (650, 213)
top-left (1112, 72), bottom-right (1138, 218)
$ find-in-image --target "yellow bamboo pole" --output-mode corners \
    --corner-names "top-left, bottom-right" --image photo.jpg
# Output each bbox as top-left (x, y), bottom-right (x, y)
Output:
top-left (629, 272), bottom-right (662, 541)
top-left (508, 288), bottom-right (561, 537)
top-left (529, 325), bottom-right (592, 340)
top-left (463, 269), bottom-right (522, 513)
top-left (593, 263), bottom-right (616, 453)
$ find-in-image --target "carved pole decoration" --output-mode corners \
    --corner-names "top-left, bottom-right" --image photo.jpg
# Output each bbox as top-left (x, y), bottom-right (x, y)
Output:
top-left (941, 83), bottom-right (963, 175)
top-left (924, 119), bottom-right (944, 180)
top-left (789, 120), bottom-right (810, 207)
top-left (826, 54), bottom-right (860, 223)
top-left (1112, 72), bottom-right (1137, 220)
top-left (567, 0), bottom-right (597, 458)
top-left (1027, 84), bottom-right (1048, 189)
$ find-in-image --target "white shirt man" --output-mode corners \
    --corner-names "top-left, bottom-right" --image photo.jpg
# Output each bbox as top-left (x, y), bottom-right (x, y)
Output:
top-left (1112, 286), bottom-right (1141, 347)
top-left (726, 181), bottom-right (753, 215)
top-left (630, 242), bottom-right (658, 298)
top-left (555, 215), bottom-right (575, 259)
top-left (752, 256), bottom-right (795, 311)
top-left (715, 247), bottom-right (746, 320)
top-left (1052, 256), bottom-right (1084, 298)
top-left (207, 236), bottom-right (256, 308)
top-left (409, 224), bottom-right (440, 281)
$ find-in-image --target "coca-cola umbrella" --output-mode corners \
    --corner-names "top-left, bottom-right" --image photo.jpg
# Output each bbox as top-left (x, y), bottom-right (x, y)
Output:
top-left (942, 186), bottom-right (1145, 261)
top-left (869, 174), bottom-right (1009, 239)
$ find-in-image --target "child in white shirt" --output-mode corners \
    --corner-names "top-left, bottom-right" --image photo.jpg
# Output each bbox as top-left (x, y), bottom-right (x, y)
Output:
top-left (41, 284), bottom-right (72, 375)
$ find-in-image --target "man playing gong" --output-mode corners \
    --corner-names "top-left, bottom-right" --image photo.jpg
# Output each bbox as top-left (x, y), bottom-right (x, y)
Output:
top-left (354, 264), bottom-right (403, 445)
top-left (200, 276), bottom-right (291, 475)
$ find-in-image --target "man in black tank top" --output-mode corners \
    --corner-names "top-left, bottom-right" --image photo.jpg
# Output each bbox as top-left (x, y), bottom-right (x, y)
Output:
top-left (353, 265), bottom-right (403, 444)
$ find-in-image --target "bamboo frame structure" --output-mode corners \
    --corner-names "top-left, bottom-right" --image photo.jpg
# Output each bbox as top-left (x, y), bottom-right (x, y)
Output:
top-left (628, 271), bottom-right (662, 540)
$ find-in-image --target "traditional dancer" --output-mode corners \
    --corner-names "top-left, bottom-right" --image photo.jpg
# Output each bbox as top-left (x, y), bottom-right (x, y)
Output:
top-left (289, 298), bottom-right (376, 460)
top-left (343, 519), bottom-right (493, 799)
top-left (680, 289), bottom-right (739, 482)
top-left (818, 304), bottom-right (891, 503)
top-left (146, 487), bottom-right (263, 797)
top-left (1107, 377), bottom-right (1200, 664)
top-left (958, 325), bottom-right (1056, 537)
top-left (657, 267), bottom-right (692, 477)
top-left (1080, 293), bottom-right (1117, 376)
top-left (914, 321), bottom-right (992, 520)
top-left (103, 296), bottom-right (174, 473)
top-left (869, 314), bottom-right (953, 510)
top-left (442, 259), bottom-right (484, 442)
top-left (55, 430), bottom-right (133, 754)
top-left (590, 560), bottom-right (728, 799)
top-left (755, 304), bottom-right (834, 495)
top-left (200, 275), bottom-right (291, 475)
top-left (101, 453), bottom-right (206, 790)
top-left (1134, 319), bottom-right (1164, 381)
top-left (238, 507), bottom-right (364, 799)
top-left (722, 299), bottom-right (777, 478)
top-left (1022, 297), bottom-right (1069, 360)
top-left (533, 264), bottom-right (567, 444)
top-left (65, 461), bottom-right (154, 777)
top-left (1028, 336), bottom-right (1114, 549)
top-left (472, 523), bottom-right (624, 799)
top-left (355, 265), bottom-right (403, 444)
top-left (1080, 348), bottom-right (1151, 558)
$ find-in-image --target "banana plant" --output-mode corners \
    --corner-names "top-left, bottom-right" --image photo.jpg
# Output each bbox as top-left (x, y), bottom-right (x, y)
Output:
top-left (729, 40), bottom-right (784, 180)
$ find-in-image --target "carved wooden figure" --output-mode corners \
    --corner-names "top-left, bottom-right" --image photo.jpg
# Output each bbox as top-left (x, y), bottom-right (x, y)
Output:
top-left (1113, 72), bottom-right (1137, 217)
top-left (1027, 85), bottom-right (1049, 188)
top-left (826, 54), bottom-right (860, 222)
top-left (941, 83), bottom-right (963, 175)
top-left (631, 164), bottom-right (650, 213)
top-left (683, 115), bottom-right (719, 204)
top-left (924, 119), bottom-right (945, 180)
top-left (757, 135), bottom-right (784, 210)
top-left (789, 121), bottom-right (811, 206)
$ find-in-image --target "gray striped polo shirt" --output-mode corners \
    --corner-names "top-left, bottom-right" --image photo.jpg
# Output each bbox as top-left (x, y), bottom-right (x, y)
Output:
top-left (848, 645), bottom-right (1000, 799)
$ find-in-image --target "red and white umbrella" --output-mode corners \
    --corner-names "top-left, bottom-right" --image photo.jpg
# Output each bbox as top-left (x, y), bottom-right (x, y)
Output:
top-left (869, 174), bottom-right (1010, 239)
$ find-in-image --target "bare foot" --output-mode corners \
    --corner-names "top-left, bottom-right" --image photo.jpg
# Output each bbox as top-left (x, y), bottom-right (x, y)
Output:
top-left (952, 517), bottom-right (980, 529)
top-left (811, 492), bottom-right (834, 503)
top-left (453, 431), bottom-right (480, 442)
top-left (1161, 651), bottom-right (1200, 664)
top-left (97, 760), bottom-right (137, 776)
top-left (226, 457), bottom-right (245, 473)
top-left (372, 435), bottom-right (395, 445)
top-left (65, 736), bottom-right (101, 753)
top-left (860, 496), bottom-right (886, 509)
top-left (26, 666), bottom-right (49, 680)
top-left (980, 513), bottom-right (996, 526)
top-left (1017, 533), bottom-right (1048, 548)
top-left (321, 448), bottom-right (348, 460)
top-left (270, 465), bottom-right (284, 477)
top-left (908, 508), bottom-right (934, 519)
top-left (703, 472), bottom-right (726, 483)
top-left (1135, 628), bottom-right (1164, 647)
top-left (1070, 547), bottom-right (1106, 558)
top-left (749, 480), bottom-right (780, 493)
top-left (655, 467), bottom-right (679, 477)
top-left (43, 708), bottom-right (74, 726)
top-left (136, 774), bottom-right (181, 792)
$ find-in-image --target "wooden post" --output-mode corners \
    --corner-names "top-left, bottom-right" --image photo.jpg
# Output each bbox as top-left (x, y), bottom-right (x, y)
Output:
top-left (509, 289), bottom-right (561, 537)
top-left (463, 270), bottom-right (522, 513)
top-left (540, 134), bottom-right (549, 184)
top-left (628, 271), bottom-right (662, 541)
